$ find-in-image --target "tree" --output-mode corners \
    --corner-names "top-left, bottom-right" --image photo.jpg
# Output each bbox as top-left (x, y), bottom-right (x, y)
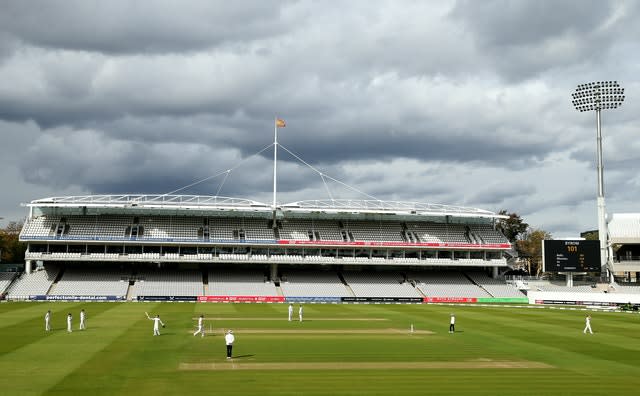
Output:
top-left (580, 230), bottom-right (599, 240)
top-left (496, 210), bottom-right (529, 243)
top-left (0, 221), bottom-right (26, 263)
top-left (517, 228), bottom-right (552, 276)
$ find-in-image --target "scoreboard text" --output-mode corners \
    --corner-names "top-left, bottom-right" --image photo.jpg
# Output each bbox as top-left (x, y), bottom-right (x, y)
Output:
top-left (542, 240), bottom-right (601, 273)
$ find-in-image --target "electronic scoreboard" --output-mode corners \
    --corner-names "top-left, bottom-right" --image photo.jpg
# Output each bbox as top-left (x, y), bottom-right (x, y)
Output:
top-left (542, 240), bottom-right (601, 272)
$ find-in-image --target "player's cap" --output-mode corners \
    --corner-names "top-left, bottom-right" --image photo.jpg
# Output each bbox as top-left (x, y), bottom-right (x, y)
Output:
top-left (227, 330), bottom-right (233, 333)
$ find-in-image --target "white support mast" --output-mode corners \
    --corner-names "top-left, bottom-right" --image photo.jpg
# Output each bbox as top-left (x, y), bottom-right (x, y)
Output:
top-left (273, 117), bottom-right (278, 211)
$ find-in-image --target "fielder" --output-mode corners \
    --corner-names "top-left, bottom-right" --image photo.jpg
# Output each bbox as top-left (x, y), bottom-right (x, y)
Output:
top-left (79, 309), bottom-right (86, 330)
top-left (583, 314), bottom-right (593, 334)
top-left (45, 310), bottom-right (51, 331)
top-left (288, 303), bottom-right (293, 321)
top-left (145, 312), bottom-right (165, 336)
top-left (67, 313), bottom-right (73, 333)
top-left (298, 304), bottom-right (303, 322)
top-left (449, 313), bottom-right (455, 334)
top-left (225, 330), bottom-right (235, 359)
top-left (193, 314), bottom-right (205, 337)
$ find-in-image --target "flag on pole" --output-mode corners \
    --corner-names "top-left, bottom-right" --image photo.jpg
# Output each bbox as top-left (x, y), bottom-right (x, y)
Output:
top-left (276, 118), bottom-right (286, 128)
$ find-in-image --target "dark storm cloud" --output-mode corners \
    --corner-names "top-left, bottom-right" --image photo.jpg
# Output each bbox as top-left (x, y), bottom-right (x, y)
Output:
top-left (450, 0), bottom-right (624, 80)
top-left (0, 0), bottom-right (287, 55)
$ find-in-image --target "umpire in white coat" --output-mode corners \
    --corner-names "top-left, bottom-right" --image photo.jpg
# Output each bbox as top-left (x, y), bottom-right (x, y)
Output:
top-left (225, 330), bottom-right (235, 359)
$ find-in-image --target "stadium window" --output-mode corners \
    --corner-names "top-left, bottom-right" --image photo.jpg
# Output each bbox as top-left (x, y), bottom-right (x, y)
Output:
top-left (453, 251), bottom-right (467, 260)
top-left (125, 245), bottom-right (142, 254)
top-left (68, 245), bottom-right (84, 254)
top-left (252, 248), bottom-right (267, 256)
top-left (181, 246), bottom-right (197, 255)
top-left (269, 249), bottom-right (284, 256)
top-left (321, 248), bottom-right (337, 258)
top-left (422, 250), bottom-right (436, 259)
top-left (49, 244), bottom-right (66, 253)
top-left (304, 248), bottom-right (319, 257)
top-left (30, 244), bottom-right (48, 253)
top-left (163, 246), bottom-right (179, 255)
top-left (287, 248), bottom-right (303, 256)
top-left (144, 245), bottom-right (161, 254)
top-left (106, 245), bottom-right (123, 254)
top-left (198, 246), bottom-right (214, 254)
top-left (234, 246), bottom-right (248, 255)
top-left (405, 251), bottom-right (418, 259)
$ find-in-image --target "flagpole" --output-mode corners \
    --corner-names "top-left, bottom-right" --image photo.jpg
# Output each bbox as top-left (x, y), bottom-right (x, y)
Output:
top-left (273, 118), bottom-right (278, 211)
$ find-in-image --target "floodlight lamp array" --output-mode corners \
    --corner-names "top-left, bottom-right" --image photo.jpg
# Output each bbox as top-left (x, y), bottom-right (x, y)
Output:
top-left (572, 81), bottom-right (625, 112)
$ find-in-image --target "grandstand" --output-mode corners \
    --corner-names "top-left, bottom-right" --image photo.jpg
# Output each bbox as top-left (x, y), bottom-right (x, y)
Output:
top-left (0, 272), bottom-right (17, 295)
top-left (10, 195), bottom-right (519, 301)
top-left (609, 213), bottom-right (640, 280)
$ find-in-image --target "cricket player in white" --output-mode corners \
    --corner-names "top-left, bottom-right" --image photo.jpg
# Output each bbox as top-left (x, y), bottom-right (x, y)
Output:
top-left (225, 330), bottom-right (235, 359)
top-left (288, 303), bottom-right (293, 321)
top-left (145, 312), bottom-right (165, 336)
top-left (79, 309), bottom-right (86, 330)
top-left (449, 314), bottom-right (455, 333)
top-left (67, 313), bottom-right (73, 333)
top-left (298, 305), bottom-right (303, 322)
top-left (583, 314), bottom-right (593, 334)
top-left (193, 314), bottom-right (205, 337)
top-left (45, 310), bottom-right (51, 331)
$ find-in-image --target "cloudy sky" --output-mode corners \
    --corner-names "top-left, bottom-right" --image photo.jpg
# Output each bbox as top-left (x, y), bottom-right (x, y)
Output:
top-left (1, 0), bottom-right (639, 237)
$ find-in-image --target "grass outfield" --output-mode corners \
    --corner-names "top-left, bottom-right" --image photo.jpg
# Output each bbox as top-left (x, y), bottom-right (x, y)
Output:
top-left (0, 302), bottom-right (639, 396)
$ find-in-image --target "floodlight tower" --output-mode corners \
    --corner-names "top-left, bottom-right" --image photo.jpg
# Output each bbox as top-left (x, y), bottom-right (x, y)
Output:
top-left (571, 81), bottom-right (625, 281)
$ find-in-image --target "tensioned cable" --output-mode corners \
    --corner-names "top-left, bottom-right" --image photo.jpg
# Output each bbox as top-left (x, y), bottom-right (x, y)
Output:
top-left (215, 170), bottom-right (231, 196)
top-left (153, 143), bottom-right (273, 199)
top-left (279, 144), bottom-right (381, 202)
top-left (320, 173), bottom-right (335, 202)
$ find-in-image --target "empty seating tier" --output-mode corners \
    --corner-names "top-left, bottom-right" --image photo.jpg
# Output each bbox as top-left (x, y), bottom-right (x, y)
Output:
top-left (410, 271), bottom-right (490, 298)
top-left (51, 267), bottom-right (130, 297)
top-left (6, 267), bottom-right (60, 300)
top-left (342, 271), bottom-right (422, 298)
top-left (132, 269), bottom-right (203, 297)
top-left (208, 268), bottom-right (278, 296)
top-left (21, 215), bottom-right (509, 246)
top-left (280, 269), bottom-right (350, 297)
